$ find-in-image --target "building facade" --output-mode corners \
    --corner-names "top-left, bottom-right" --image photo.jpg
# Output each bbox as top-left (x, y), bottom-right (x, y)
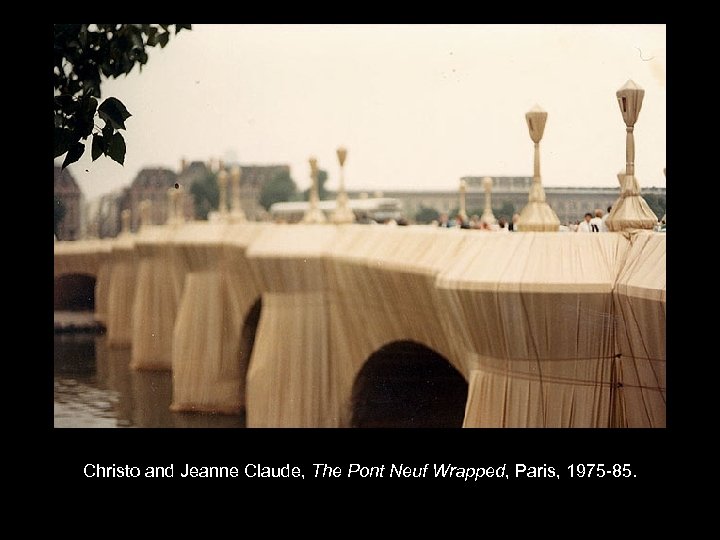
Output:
top-left (54, 166), bottom-right (82, 240)
top-left (81, 160), bottom-right (294, 237)
top-left (127, 167), bottom-right (196, 231)
top-left (234, 164), bottom-right (290, 220)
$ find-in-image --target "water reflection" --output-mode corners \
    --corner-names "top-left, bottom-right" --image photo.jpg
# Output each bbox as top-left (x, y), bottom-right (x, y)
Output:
top-left (54, 333), bottom-right (245, 428)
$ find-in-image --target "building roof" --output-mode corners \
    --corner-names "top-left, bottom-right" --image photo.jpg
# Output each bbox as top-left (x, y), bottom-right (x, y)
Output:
top-left (131, 167), bottom-right (177, 189)
top-left (54, 166), bottom-right (81, 194)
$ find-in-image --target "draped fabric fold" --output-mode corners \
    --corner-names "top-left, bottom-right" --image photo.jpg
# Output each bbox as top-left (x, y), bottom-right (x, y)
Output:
top-left (169, 222), bottom-right (267, 413)
top-left (435, 231), bottom-right (664, 428)
top-left (105, 233), bottom-right (137, 347)
top-left (131, 224), bottom-right (185, 370)
top-left (612, 231), bottom-right (666, 427)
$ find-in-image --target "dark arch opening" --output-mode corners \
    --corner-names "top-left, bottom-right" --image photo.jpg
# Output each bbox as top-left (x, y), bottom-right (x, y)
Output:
top-left (240, 298), bottom-right (262, 367)
top-left (54, 274), bottom-right (96, 311)
top-left (238, 298), bottom-right (262, 419)
top-left (351, 340), bottom-right (468, 428)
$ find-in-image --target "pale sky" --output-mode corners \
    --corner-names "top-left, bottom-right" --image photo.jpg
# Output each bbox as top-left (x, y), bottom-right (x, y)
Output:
top-left (60, 24), bottom-right (666, 201)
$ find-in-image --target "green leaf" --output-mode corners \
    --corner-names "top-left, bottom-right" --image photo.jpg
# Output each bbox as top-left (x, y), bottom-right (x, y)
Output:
top-left (107, 132), bottom-right (126, 165)
top-left (146, 27), bottom-right (158, 46)
top-left (91, 134), bottom-right (104, 161)
top-left (62, 141), bottom-right (85, 169)
top-left (54, 128), bottom-right (75, 158)
top-left (98, 97), bottom-right (131, 130)
top-left (175, 24), bottom-right (192, 33)
top-left (77, 96), bottom-right (98, 137)
top-left (102, 121), bottom-right (114, 140)
top-left (157, 32), bottom-right (169, 48)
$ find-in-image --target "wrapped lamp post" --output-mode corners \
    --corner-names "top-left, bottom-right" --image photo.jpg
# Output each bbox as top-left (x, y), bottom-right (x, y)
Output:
top-left (120, 208), bottom-right (131, 235)
top-left (302, 157), bottom-right (327, 224)
top-left (175, 184), bottom-right (186, 224)
top-left (458, 179), bottom-right (468, 222)
top-left (605, 80), bottom-right (657, 231)
top-left (331, 147), bottom-right (355, 224)
top-left (480, 176), bottom-right (496, 225)
top-left (517, 105), bottom-right (560, 232)
top-left (139, 200), bottom-right (151, 230)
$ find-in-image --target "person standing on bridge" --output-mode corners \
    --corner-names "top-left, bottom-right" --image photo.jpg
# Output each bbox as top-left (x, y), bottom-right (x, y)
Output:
top-left (577, 213), bottom-right (593, 232)
top-left (590, 209), bottom-right (605, 232)
top-left (601, 206), bottom-right (612, 232)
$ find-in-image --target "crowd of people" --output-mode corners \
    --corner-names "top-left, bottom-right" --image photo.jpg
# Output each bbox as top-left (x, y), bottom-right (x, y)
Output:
top-left (372, 205), bottom-right (666, 232)
top-left (426, 206), bottom-right (664, 232)
top-left (568, 207), bottom-right (611, 232)
top-left (434, 213), bottom-right (514, 231)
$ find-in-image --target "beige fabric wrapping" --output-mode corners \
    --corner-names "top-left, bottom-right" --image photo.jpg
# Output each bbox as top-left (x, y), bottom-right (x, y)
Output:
top-left (219, 222), bottom-right (267, 410)
top-left (517, 182), bottom-right (561, 232)
top-left (54, 239), bottom-right (110, 277)
top-left (105, 233), bottom-right (138, 347)
top-left (606, 174), bottom-right (658, 231)
top-left (326, 226), bottom-right (470, 426)
top-left (130, 224), bottom-right (186, 370)
top-left (55, 225), bottom-right (665, 428)
top-left (613, 231), bottom-right (665, 427)
top-left (245, 225), bottom-right (340, 427)
top-left (169, 222), bottom-right (264, 414)
top-left (435, 231), bottom-right (664, 427)
top-left (437, 233), bottom-right (621, 427)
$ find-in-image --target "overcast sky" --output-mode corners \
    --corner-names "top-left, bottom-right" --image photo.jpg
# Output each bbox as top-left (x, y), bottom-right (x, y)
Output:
top-left (60, 24), bottom-right (666, 201)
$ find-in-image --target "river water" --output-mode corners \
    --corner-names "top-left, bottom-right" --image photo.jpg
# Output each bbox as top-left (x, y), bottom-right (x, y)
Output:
top-left (54, 332), bottom-right (246, 428)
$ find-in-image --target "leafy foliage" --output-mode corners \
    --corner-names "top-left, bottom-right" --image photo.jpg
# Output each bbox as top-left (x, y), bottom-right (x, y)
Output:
top-left (493, 201), bottom-right (516, 221)
top-left (415, 206), bottom-right (440, 224)
top-left (260, 170), bottom-right (298, 210)
top-left (190, 170), bottom-right (219, 220)
top-left (302, 169), bottom-right (329, 201)
top-left (643, 193), bottom-right (666, 219)
top-left (54, 24), bottom-right (191, 168)
top-left (447, 201), bottom-right (516, 221)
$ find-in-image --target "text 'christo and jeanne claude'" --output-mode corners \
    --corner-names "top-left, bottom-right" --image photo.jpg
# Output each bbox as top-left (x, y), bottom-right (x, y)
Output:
top-left (82, 463), bottom-right (577, 480)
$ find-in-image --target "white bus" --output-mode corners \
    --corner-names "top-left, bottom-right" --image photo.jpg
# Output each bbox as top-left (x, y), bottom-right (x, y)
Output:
top-left (270, 198), bottom-right (402, 224)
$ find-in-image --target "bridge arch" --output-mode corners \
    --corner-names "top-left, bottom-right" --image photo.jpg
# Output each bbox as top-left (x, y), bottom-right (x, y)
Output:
top-left (238, 297), bottom-right (262, 410)
top-left (350, 340), bottom-right (468, 428)
top-left (54, 273), bottom-right (96, 311)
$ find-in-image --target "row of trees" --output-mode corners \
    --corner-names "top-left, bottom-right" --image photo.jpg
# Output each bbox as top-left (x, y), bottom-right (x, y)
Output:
top-left (190, 168), bottom-right (330, 219)
top-left (415, 201), bottom-right (517, 224)
top-left (643, 194), bottom-right (666, 219)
